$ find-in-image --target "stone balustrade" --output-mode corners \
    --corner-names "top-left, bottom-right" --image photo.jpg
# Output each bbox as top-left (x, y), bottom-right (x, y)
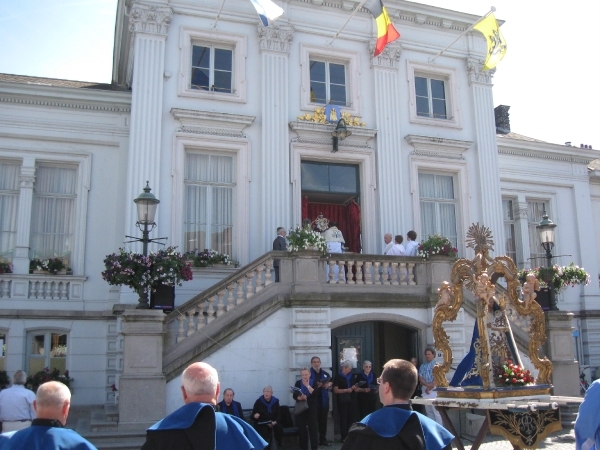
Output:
top-left (165, 251), bottom-right (430, 347)
top-left (0, 274), bottom-right (86, 301)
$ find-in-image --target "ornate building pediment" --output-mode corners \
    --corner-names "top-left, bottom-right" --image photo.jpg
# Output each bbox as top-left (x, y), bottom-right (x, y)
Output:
top-left (405, 134), bottom-right (472, 160)
top-left (171, 108), bottom-right (255, 138)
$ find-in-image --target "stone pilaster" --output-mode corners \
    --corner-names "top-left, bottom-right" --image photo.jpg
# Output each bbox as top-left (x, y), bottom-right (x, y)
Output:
top-left (118, 309), bottom-right (166, 431)
top-left (370, 42), bottom-right (404, 240)
top-left (514, 198), bottom-right (530, 268)
top-left (125, 2), bottom-right (172, 253)
top-left (258, 24), bottom-right (294, 249)
top-left (545, 311), bottom-right (579, 396)
top-left (12, 160), bottom-right (36, 274)
top-left (467, 58), bottom-right (504, 253)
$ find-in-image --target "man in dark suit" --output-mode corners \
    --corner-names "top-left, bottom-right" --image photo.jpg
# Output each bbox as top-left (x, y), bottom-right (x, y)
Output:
top-left (272, 227), bottom-right (287, 282)
top-left (141, 362), bottom-right (267, 450)
top-left (341, 359), bottom-right (453, 450)
top-left (217, 388), bottom-right (245, 420)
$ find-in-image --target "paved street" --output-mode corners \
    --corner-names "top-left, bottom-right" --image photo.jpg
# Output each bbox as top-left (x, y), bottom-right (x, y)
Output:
top-left (283, 427), bottom-right (576, 449)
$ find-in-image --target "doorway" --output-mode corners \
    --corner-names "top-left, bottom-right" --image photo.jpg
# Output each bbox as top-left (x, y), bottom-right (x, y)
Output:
top-left (332, 321), bottom-right (419, 376)
top-left (300, 161), bottom-right (361, 253)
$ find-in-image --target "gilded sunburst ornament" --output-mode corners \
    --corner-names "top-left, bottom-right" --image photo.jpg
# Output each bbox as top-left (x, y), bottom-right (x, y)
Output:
top-left (466, 223), bottom-right (494, 255)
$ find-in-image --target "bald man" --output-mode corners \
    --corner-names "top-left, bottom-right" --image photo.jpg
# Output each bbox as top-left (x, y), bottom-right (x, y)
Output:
top-left (0, 381), bottom-right (97, 449)
top-left (142, 362), bottom-right (267, 450)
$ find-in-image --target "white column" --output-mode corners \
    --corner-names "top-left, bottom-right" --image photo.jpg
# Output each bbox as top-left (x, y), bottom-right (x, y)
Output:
top-left (371, 43), bottom-right (403, 243)
top-left (467, 58), bottom-right (505, 255)
top-left (125, 3), bottom-right (171, 253)
top-left (12, 158), bottom-right (36, 274)
top-left (514, 197), bottom-right (530, 268)
top-left (258, 24), bottom-right (294, 250)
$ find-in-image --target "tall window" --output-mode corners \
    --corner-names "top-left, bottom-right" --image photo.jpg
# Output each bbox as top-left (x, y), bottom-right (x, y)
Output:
top-left (309, 60), bottom-right (347, 106)
top-left (30, 165), bottom-right (77, 266)
top-left (528, 201), bottom-right (548, 266)
top-left (0, 162), bottom-right (19, 262)
top-left (503, 199), bottom-right (517, 264)
top-left (415, 76), bottom-right (447, 119)
top-left (28, 331), bottom-right (67, 375)
top-left (191, 45), bottom-right (233, 93)
top-left (0, 332), bottom-right (6, 371)
top-left (419, 173), bottom-right (457, 247)
top-left (184, 153), bottom-right (234, 256)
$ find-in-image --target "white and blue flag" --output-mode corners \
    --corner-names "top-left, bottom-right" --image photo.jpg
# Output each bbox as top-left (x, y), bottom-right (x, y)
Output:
top-left (249, 0), bottom-right (283, 26)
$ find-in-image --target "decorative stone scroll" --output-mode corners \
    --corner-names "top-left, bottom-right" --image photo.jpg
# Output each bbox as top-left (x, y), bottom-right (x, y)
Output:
top-left (257, 23), bottom-right (294, 53)
top-left (129, 3), bottom-right (172, 35)
top-left (466, 57), bottom-right (495, 85)
top-left (369, 40), bottom-right (402, 69)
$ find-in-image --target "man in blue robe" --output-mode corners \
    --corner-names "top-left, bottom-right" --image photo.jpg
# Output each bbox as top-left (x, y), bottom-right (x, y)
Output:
top-left (575, 378), bottom-right (600, 450)
top-left (341, 359), bottom-right (453, 450)
top-left (0, 381), bottom-right (97, 450)
top-left (141, 362), bottom-right (267, 450)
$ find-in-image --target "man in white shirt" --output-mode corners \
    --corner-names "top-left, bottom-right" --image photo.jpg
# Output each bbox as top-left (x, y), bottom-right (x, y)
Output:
top-left (388, 235), bottom-right (405, 256)
top-left (0, 370), bottom-right (36, 432)
top-left (405, 231), bottom-right (419, 257)
top-left (382, 233), bottom-right (393, 255)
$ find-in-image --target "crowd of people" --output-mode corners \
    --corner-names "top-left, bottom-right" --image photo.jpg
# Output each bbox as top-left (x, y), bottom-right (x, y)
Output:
top-left (0, 352), bottom-right (452, 449)
top-left (382, 231), bottom-right (420, 257)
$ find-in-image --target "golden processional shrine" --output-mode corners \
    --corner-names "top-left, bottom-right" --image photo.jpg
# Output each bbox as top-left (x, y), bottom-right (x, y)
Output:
top-left (412, 224), bottom-right (573, 450)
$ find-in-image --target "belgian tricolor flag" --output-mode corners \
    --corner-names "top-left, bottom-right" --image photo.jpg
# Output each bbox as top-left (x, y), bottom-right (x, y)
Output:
top-left (365, 0), bottom-right (400, 56)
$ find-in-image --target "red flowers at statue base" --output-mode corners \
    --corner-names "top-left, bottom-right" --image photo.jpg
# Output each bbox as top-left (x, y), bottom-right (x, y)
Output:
top-left (495, 360), bottom-right (534, 387)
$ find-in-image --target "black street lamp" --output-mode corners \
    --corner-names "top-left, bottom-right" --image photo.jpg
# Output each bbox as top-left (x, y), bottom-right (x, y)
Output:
top-left (125, 182), bottom-right (167, 309)
top-left (536, 210), bottom-right (558, 311)
top-left (331, 118), bottom-right (352, 153)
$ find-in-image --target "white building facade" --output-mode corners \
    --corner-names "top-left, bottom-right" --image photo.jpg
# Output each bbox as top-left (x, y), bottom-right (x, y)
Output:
top-left (0, 0), bottom-right (598, 413)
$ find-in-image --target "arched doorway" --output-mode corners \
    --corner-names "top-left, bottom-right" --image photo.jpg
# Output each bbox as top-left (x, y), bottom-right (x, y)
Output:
top-left (332, 321), bottom-right (419, 377)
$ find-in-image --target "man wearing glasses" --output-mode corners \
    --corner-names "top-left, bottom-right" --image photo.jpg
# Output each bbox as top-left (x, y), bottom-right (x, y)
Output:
top-left (340, 359), bottom-right (453, 450)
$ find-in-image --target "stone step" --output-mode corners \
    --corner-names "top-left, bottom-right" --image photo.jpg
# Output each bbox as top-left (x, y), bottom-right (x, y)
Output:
top-left (82, 430), bottom-right (146, 450)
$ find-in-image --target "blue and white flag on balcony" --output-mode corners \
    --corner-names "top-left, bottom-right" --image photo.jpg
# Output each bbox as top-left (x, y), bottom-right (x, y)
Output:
top-left (249, 0), bottom-right (283, 26)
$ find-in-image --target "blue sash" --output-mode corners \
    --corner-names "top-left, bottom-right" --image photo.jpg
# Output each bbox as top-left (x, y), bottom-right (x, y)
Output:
top-left (219, 400), bottom-right (240, 418)
top-left (259, 395), bottom-right (278, 414)
top-left (360, 371), bottom-right (374, 386)
top-left (360, 406), bottom-right (454, 450)
top-left (339, 370), bottom-right (352, 388)
top-left (310, 368), bottom-right (330, 407)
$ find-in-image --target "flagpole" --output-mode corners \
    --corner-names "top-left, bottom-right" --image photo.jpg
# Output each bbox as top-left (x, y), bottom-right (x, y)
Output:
top-left (211, 0), bottom-right (227, 29)
top-left (328, 0), bottom-right (368, 46)
top-left (428, 6), bottom-right (495, 63)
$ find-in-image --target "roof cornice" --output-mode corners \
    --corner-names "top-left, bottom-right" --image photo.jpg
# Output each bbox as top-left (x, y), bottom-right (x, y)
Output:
top-left (497, 137), bottom-right (599, 165)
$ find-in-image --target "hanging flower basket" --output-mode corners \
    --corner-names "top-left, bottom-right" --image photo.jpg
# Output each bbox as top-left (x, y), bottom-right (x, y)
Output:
top-left (286, 225), bottom-right (327, 253)
top-left (418, 235), bottom-right (458, 260)
top-left (517, 262), bottom-right (590, 292)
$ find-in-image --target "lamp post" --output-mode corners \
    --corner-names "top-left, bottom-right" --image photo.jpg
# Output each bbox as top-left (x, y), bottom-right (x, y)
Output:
top-left (125, 182), bottom-right (166, 309)
top-left (331, 118), bottom-right (352, 153)
top-left (536, 210), bottom-right (558, 311)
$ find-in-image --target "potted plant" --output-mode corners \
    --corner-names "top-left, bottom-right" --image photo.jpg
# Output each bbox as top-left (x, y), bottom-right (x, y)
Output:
top-left (286, 225), bottom-right (327, 253)
top-left (517, 263), bottom-right (590, 292)
top-left (418, 235), bottom-right (458, 260)
top-left (0, 262), bottom-right (12, 274)
top-left (102, 246), bottom-right (193, 296)
top-left (29, 258), bottom-right (69, 275)
top-left (189, 249), bottom-right (236, 268)
top-left (26, 367), bottom-right (74, 393)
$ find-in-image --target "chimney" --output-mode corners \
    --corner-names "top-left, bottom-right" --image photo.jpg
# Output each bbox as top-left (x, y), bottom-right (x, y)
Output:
top-left (494, 105), bottom-right (510, 134)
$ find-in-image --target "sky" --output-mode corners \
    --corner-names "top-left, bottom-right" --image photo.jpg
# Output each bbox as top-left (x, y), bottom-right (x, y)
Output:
top-left (0, 0), bottom-right (598, 148)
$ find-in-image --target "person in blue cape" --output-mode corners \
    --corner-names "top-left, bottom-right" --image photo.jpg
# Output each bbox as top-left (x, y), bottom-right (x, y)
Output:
top-left (251, 385), bottom-right (282, 449)
top-left (0, 380), bottom-right (97, 450)
top-left (141, 362), bottom-right (267, 450)
top-left (217, 388), bottom-right (244, 420)
top-left (333, 360), bottom-right (358, 441)
top-left (293, 368), bottom-right (320, 450)
top-left (355, 360), bottom-right (378, 419)
top-left (341, 359), bottom-right (453, 450)
top-left (310, 356), bottom-right (332, 447)
top-left (575, 378), bottom-right (600, 450)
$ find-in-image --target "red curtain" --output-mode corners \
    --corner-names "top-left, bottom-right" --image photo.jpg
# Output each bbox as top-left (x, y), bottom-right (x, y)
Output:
top-left (305, 201), bottom-right (361, 253)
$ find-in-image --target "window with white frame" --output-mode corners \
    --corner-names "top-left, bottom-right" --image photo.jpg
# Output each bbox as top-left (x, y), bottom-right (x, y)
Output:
top-left (29, 165), bottom-right (77, 267)
top-left (407, 61), bottom-right (461, 128)
top-left (503, 198), bottom-right (517, 264)
top-left (184, 152), bottom-right (235, 256)
top-left (0, 162), bottom-right (20, 263)
top-left (300, 45), bottom-right (361, 116)
top-left (28, 331), bottom-right (68, 375)
top-left (415, 76), bottom-right (446, 119)
top-left (191, 45), bottom-right (233, 93)
top-left (309, 60), bottom-right (347, 106)
top-left (0, 331), bottom-right (6, 371)
top-left (179, 28), bottom-right (246, 103)
top-left (418, 173), bottom-right (458, 247)
top-left (528, 200), bottom-right (548, 266)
